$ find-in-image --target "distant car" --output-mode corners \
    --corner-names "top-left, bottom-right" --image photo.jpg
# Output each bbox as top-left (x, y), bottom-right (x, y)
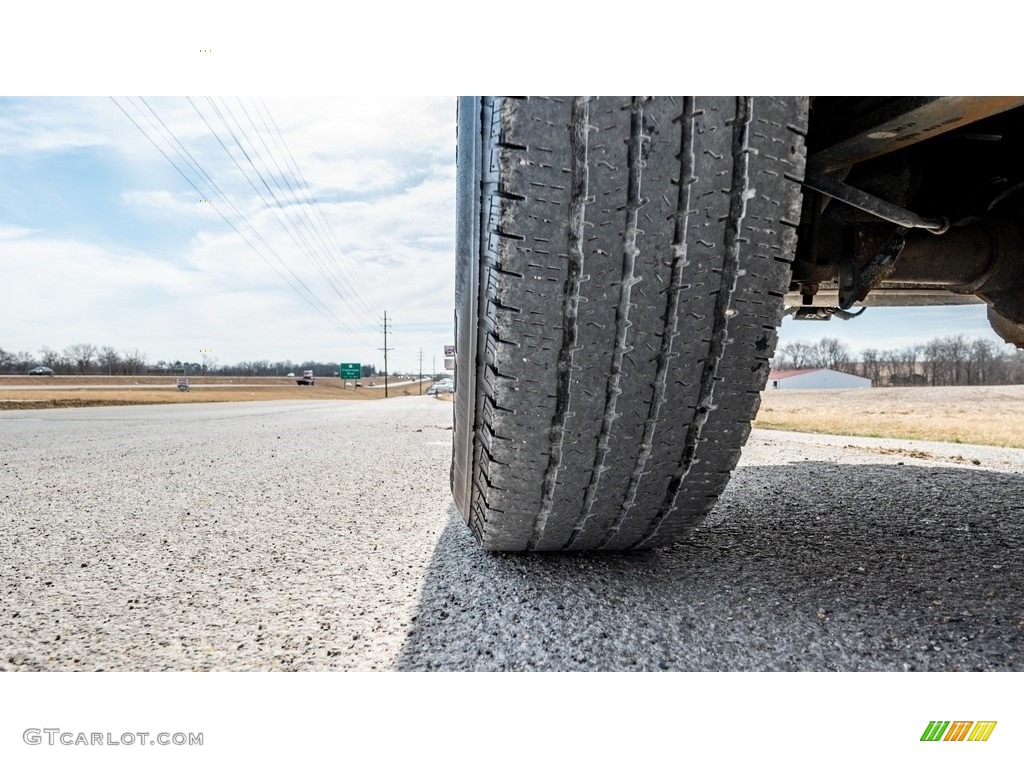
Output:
top-left (427, 381), bottom-right (454, 395)
top-left (28, 367), bottom-right (54, 376)
top-left (287, 372), bottom-right (296, 377)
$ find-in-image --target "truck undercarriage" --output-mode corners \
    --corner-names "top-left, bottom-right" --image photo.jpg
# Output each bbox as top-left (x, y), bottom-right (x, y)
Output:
top-left (790, 97), bottom-right (1024, 347)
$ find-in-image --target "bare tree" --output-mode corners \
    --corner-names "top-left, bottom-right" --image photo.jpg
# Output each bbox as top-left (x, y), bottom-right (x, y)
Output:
top-left (922, 338), bottom-right (943, 385)
top-left (38, 346), bottom-right (67, 373)
top-left (860, 348), bottom-right (882, 386)
top-left (64, 343), bottom-right (98, 375)
top-left (882, 347), bottom-right (902, 386)
top-left (902, 344), bottom-right (924, 385)
top-left (808, 337), bottom-right (850, 370)
top-left (1010, 349), bottom-right (1024, 384)
top-left (775, 340), bottom-right (813, 369)
top-left (945, 335), bottom-right (969, 384)
top-left (202, 351), bottom-right (219, 375)
top-left (99, 346), bottom-right (121, 376)
top-left (918, 335), bottom-right (988, 385)
top-left (122, 348), bottom-right (147, 375)
top-left (0, 347), bottom-right (14, 373)
top-left (969, 338), bottom-right (998, 385)
top-left (14, 351), bottom-right (36, 373)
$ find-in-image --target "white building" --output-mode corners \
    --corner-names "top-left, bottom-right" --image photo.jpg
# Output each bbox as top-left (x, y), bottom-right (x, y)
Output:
top-left (767, 368), bottom-right (872, 390)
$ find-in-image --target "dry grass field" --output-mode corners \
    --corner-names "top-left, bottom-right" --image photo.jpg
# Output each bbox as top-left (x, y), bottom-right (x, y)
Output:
top-left (0, 375), bottom-right (432, 410)
top-left (754, 385), bottom-right (1024, 448)
top-left (4, 375), bottom-right (1021, 450)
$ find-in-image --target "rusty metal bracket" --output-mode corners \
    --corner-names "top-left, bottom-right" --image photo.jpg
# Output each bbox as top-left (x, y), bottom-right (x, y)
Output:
top-left (837, 226), bottom-right (909, 310)
top-left (788, 306), bottom-right (867, 321)
top-left (803, 173), bottom-right (949, 234)
top-left (807, 96), bottom-right (1024, 173)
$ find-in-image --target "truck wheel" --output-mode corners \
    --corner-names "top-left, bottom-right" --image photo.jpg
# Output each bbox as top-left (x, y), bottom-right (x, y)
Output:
top-left (452, 97), bottom-right (807, 551)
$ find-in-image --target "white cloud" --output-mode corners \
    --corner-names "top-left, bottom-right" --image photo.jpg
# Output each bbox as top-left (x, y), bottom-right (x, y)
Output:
top-left (0, 233), bottom-right (379, 364)
top-left (0, 224), bottom-right (38, 240)
top-left (257, 96), bottom-right (456, 196)
top-left (121, 190), bottom-right (222, 220)
top-left (0, 98), bottom-right (145, 157)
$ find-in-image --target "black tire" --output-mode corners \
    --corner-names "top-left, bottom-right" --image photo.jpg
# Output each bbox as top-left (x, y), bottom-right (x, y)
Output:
top-left (452, 97), bottom-right (807, 551)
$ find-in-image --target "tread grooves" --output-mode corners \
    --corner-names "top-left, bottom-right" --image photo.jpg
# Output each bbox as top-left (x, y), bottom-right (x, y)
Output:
top-left (565, 98), bottom-right (645, 550)
top-left (457, 97), bottom-right (807, 552)
top-left (638, 97), bottom-right (753, 547)
top-left (598, 98), bottom-right (695, 548)
top-left (530, 97), bottom-right (590, 550)
top-left (465, 96), bottom-right (498, 540)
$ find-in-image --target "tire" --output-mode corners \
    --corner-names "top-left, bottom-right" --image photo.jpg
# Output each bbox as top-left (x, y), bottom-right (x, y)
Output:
top-left (452, 97), bottom-right (807, 551)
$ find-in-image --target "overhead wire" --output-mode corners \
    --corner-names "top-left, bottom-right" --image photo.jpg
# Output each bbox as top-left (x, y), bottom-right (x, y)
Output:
top-left (211, 97), bottom-right (351, 306)
top-left (256, 98), bottom-right (380, 308)
top-left (186, 96), bottom-right (379, 346)
top-left (198, 96), bottom-right (379, 342)
top-left (115, 97), bottom-right (378, 347)
top-left (234, 98), bottom-right (380, 320)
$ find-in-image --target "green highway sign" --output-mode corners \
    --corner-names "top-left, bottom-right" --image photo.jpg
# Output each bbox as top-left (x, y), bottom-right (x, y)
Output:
top-left (339, 363), bottom-right (361, 380)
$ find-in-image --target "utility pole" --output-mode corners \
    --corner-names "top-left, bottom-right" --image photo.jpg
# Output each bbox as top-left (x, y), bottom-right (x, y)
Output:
top-left (380, 310), bottom-right (393, 398)
top-left (418, 348), bottom-right (423, 395)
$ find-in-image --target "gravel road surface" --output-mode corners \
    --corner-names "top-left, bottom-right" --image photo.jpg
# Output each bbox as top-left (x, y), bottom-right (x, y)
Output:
top-left (2, 398), bottom-right (1022, 671)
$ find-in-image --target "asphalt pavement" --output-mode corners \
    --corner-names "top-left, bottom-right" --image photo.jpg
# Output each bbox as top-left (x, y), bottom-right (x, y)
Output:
top-left (1, 398), bottom-right (1022, 671)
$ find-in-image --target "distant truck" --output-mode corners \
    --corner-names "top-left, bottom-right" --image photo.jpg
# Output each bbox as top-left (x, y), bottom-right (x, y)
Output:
top-left (297, 370), bottom-right (315, 386)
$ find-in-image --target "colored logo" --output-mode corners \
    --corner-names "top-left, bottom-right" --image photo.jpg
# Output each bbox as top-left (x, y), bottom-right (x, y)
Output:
top-left (921, 721), bottom-right (997, 742)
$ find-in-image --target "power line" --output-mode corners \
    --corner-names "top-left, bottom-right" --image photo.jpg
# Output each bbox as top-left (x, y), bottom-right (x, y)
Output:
top-left (133, 97), bottom-right (372, 343)
top-left (185, 97), bottom-right (379, 347)
top-left (256, 98), bottom-right (379, 309)
top-left (239, 98), bottom-right (380, 320)
top-left (112, 97), bottom-right (363, 340)
top-left (213, 97), bottom-right (371, 321)
top-left (201, 96), bottom-right (379, 344)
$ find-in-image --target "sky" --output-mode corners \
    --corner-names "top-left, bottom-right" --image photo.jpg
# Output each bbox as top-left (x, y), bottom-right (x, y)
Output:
top-left (0, 96), bottom-right (457, 374)
top-left (0, 9), bottom-right (1014, 374)
top-left (775, 304), bottom-right (1002, 356)
top-left (0, 96), bottom-right (1010, 376)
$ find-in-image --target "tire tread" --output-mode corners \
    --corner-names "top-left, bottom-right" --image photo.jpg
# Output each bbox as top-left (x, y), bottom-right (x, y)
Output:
top-left (456, 96), bottom-right (808, 551)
